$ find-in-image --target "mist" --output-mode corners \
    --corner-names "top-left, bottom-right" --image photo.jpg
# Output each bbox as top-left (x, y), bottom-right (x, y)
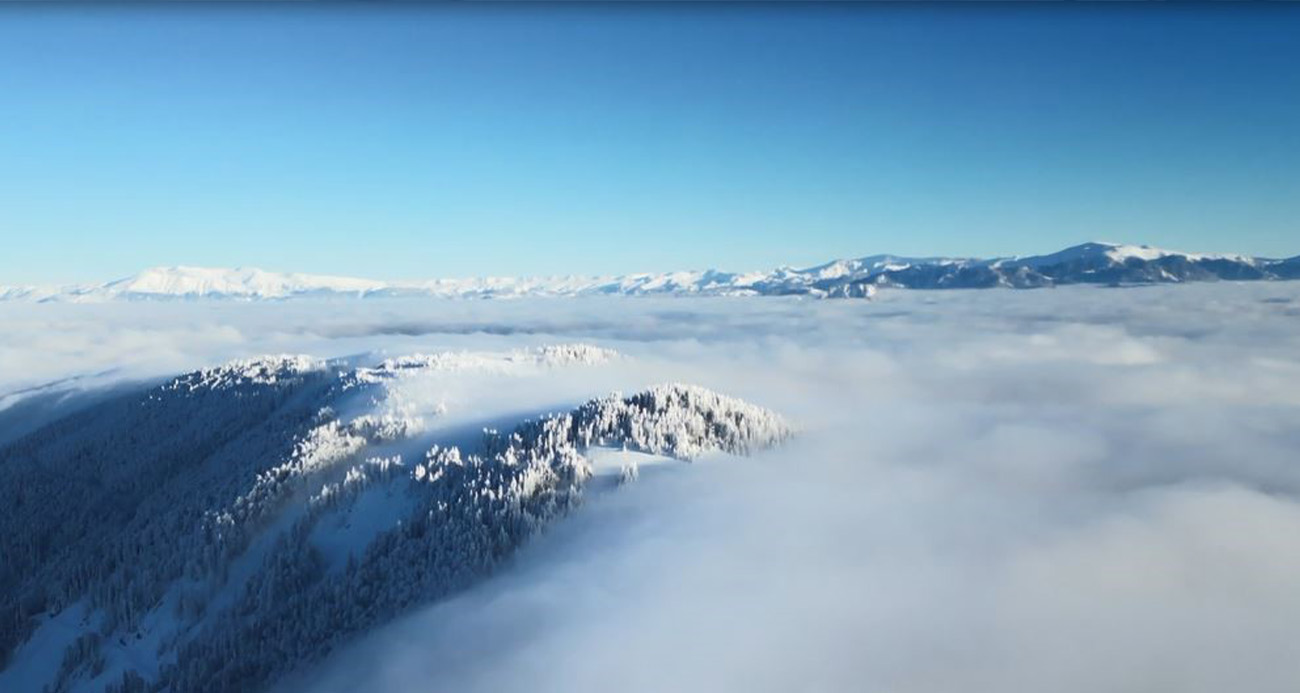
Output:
top-left (4, 284), bottom-right (1300, 692)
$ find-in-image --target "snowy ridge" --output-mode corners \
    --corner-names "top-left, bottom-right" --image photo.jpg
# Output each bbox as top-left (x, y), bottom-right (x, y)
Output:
top-left (164, 355), bottom-right (326, 391)
top-left (100, 266), bottom-right (384, 299)
top-left (0, 265), bottom-right (875, 302)
top-left (1010, 241), bottom-right (1257, 269)
top-left (0, 350), bottom-right (790, 693)
top-left (355, 344), bottom-right (619, 382)
top-left (840, 241), bottom-right (1299, 289)
top-left (3, 241), bottom-right (1298, 302)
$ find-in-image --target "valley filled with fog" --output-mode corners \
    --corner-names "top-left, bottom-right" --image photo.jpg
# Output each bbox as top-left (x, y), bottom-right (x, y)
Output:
top-left (3, 283), bottom-right (1300, 693)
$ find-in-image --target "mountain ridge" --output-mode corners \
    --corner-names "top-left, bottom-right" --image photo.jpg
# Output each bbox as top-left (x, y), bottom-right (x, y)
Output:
top-left (4, 242), bottom-right (1298, 302)
top-left (0, 348), bottom-right (792, 693)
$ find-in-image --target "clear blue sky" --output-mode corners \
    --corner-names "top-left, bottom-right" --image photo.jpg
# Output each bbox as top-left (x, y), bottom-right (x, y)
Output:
top-left (1, 4), bottom-right (1298, 284)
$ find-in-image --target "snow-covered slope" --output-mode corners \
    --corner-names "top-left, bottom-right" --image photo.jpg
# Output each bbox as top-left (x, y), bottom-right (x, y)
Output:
top-left (2, 265), bottom-right (876, 302)
top-left (2, 242), bottom-right (1296, 302)
top-left (96, 266), bottom-right (385, 299)
top-left (0, 348), bottom-right (791, 693)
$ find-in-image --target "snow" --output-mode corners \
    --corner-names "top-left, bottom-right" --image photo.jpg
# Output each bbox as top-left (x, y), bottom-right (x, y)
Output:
top-left (167, 354), bottom-right (326, 390)
top-left (586, 446), bottom-right (678, 488)
top-left (100, 266), bottom-right (384, 299)
top-left (0, 602), bottom-right (94, 693)
top-left (1016, 241), bottom-right (1258, 267)
top-left (309, 468), bottom-right (421, 573)
top-left (353, 344), bottom-right (619, 384)
top-left (1, 263), bottom-right (868, 302)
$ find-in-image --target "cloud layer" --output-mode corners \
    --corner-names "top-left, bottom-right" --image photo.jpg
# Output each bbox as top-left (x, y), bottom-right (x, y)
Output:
top-left (4, 283), bottom-right (1300, 692)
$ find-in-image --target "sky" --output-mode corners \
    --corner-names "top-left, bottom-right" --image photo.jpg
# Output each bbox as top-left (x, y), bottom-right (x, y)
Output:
top-left (1, 4), bottom-right (1298, 285)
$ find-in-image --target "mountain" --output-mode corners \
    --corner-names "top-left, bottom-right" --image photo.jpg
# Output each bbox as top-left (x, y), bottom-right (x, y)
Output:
top-left (859, 242), bottom-right (1299, 289)
top-left (0, 347), bottom-right (791, 693)
top-left (96, 266), bottom-right (385, 299)
top-left (0, 265), bottom-right (874, 303)
top-left (2, 242), bottom-right (1296, 303)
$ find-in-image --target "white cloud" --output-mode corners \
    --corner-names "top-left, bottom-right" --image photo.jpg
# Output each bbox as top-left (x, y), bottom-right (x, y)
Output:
top-left (4, 282), bottom-right (1300, 692)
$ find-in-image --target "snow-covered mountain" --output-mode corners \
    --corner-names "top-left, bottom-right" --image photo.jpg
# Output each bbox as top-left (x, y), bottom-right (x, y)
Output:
top-left (847, 242), bottom-right (1299, 289)
top-left (1, 265), bottom-right (873, 302)
top-left (0, 347), bottom-right (791, 693)
top-left (1, 242), bottom-right (1296, 303)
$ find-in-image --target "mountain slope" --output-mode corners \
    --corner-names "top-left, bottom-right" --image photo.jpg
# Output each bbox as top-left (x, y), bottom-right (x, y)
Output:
top-left (0, 349), bottom-right (791, 693)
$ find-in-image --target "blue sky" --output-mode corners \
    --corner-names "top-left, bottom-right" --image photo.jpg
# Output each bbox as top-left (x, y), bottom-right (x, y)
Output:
top-left (1, 4), bottom-right (1298, 284)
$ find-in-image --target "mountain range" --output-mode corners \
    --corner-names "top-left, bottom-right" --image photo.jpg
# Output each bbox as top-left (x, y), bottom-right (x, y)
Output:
top-left (2, 242), bottom-right (1298, 302)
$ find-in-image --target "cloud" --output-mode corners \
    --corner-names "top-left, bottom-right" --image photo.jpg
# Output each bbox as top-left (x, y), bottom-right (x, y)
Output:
top-left (5, 282), bottom-right (1300, 692)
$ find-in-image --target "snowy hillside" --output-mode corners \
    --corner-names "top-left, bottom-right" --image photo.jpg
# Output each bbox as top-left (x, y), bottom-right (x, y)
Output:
top-left (0, 348), bottom-right (790, 693)
top-left (2, 242), bottom-right (1296, 302)
top-left (0, 265), bottom-right (876, 302)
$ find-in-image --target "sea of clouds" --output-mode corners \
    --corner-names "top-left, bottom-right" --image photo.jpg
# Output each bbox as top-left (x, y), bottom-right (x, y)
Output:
top-left (4, 282), bottom-right (1300, 692)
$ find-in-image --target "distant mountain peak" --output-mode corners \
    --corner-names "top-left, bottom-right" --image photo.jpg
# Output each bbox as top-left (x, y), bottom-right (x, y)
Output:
top-left (2, 242), bottom-right (1297, 302)
top-left (96, 265), bottom-right (385, 299)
